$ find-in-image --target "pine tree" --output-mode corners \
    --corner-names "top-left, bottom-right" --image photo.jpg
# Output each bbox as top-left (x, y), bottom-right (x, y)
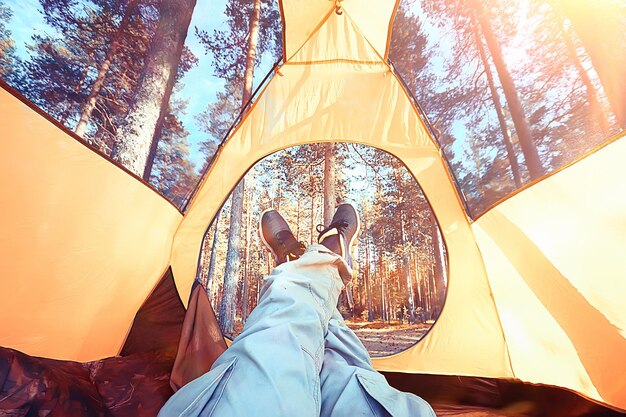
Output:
top-left (555, 0), bottom-right (626, 128)
top-left (111, 0), bottom-right (197, 178)
top-left (74, 0), bottom-right (140, 137)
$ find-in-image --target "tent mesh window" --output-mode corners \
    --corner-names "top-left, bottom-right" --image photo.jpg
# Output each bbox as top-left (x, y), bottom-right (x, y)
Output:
top-left (389, 0), bottom-right (626, 217)
top-left (195, 143), bottom-right (449, 357)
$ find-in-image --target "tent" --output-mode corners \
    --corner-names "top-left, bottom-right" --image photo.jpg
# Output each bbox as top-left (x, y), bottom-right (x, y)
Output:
top-left (1, 0), bottom-right (625, 415)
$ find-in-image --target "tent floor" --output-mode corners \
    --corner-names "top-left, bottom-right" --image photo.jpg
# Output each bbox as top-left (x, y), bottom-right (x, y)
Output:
top-left (384, 372), bottom-right (625, 417)
top-left (1, 346), bottom-right (623, 417)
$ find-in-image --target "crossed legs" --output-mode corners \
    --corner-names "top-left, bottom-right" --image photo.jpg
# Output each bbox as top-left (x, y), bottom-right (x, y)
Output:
top-left (159, 247), bottom-right (433, 416)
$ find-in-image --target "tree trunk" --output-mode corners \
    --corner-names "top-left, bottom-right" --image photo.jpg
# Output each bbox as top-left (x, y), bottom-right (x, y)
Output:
top-left (379, 249), bottom-right (387, 322)
top-left (241, 185), bottom-right (253, 323)
top-left (75, 0), bottom-right (139, 138)
top-left (365, 230), bottom-right (374, 321)
top-left (295, 185), bottom-right (301, 241)
top-left (219, 181), bottom-right (244, 334)
top-left (206, 210), bottom-right (222, 291)
top-left (392, 165), bottom-right (416, 323)
top-left (556, 0), bottom-right (626, 128)
top-left (413, 255), bottom-right (423, 318)
top-left (111, 0), bottom-right (196, 177)
top-left (426, 264), bottom-right (434, 320)
top-left (558, 13), bottom-right (610, 136)
top-left (401, 222), bottom-right (415, 324)
top-left (322, 143), bottom-right (336, 225)
top-left (431, 218), bottom-right (446, 315)
top-left (310, 168), bottom-right (316, 242)
top-left (142, 110), bottom-right (166, 180)
top-left (219, 0), bottom-right (262, 334)
top-left (472, 0), bottom-right (545, 179)
top-left (471, 16), bottom-right (522, 187)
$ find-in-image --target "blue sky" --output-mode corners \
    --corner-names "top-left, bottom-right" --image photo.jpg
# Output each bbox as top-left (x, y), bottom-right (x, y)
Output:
top-left (178, 0), bottom-right (278, 168)
top-left (4, 0), bottom-right (276, 169)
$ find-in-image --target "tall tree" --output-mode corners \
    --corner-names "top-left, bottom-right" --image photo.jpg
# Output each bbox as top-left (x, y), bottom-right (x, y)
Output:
top-left (74, 0), bottom-right (140, 137)
top-left (469, 0), bottom-right (544, 179)
top-left (218, 0), bottom-right (263, 335)
top-left (322, 143), bottom-right (337, 224)
top-left (111, 0), bottom-right (197, 178)
top-left (470, 15), bottom-right (522, 187)
top-left (555, 0), bottom-right (626, 128)
top-left (23, 0), bottom-right (159, 148)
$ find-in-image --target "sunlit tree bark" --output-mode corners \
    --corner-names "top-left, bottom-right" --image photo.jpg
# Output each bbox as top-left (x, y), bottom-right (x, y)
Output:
top-left (323, 142), bottom-right (337, 225)
top-left (470, 15), bottom-right (522, 187)
top-left (556, 0), bottom-right (626, 128)
top-left (206, 211), bottom-right (222, 294)
top-left (471, 0), bottom-right (545, 179)
top-left (552, 5), bottom-right (611, 136)
top-left (219, 0), bottom-right (262, 334)
top-left (111, 0), bottom-right (196, 177)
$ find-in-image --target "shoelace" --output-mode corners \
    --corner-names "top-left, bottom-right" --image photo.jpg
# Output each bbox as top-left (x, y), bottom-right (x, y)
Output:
top-left (316, 220), bottom-right (349, 240)
top-left (276, 231), bottom-right (306, 260)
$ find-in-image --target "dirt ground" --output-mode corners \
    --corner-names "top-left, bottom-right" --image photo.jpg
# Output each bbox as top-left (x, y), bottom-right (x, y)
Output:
top-left (345, 320), bottom-right (434, 357)
top-left (225, 320), bottom-right (434, 357)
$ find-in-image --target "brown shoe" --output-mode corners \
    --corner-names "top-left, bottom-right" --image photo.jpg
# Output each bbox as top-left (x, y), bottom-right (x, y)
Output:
top-left (259, 209), bottom-right (306, 266)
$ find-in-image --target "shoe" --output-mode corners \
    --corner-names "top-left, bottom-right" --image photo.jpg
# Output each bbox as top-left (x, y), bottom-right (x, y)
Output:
top-left (317, 203), bottom-right (361, 273)
top-left (259, 209), bottom-right (306, 266)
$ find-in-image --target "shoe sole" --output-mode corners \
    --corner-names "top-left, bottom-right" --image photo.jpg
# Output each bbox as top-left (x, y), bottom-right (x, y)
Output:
top-left (338, 202), bottom-right (361, 280)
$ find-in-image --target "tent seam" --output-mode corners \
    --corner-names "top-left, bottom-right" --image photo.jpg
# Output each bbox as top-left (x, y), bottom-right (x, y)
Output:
top-left (341, 6), bottom-right (389, 66)
top-left (469, 220), bottom-right (516, 378)
top-left (284, 5), bottom-right (336, 63)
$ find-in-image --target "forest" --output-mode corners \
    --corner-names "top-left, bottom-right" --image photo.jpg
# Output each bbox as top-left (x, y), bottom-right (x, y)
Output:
top-left (197, 143), bottom-right (448, 356)
top-left (1, 0), bottom-right (624, 353)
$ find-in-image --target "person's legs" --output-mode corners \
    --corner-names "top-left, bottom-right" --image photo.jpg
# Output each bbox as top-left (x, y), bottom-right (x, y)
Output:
top-left (316, 203), bottom-right (435, 416)
top-left (319, 309), bottom-right (436, 417)
top-left (158, 225), bottom-right (348, 417)
top-left (159, 206), bottom-right (435, 417)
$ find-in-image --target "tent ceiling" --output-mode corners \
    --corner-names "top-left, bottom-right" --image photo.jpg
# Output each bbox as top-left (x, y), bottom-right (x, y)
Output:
top-left (280, 0), bottom-right (398, 61)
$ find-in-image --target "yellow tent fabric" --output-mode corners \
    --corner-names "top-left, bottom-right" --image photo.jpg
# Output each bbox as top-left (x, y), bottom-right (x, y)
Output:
top-left (472, 136), bottom-right (626, 405)
top-left (0, 86), bottom-right (183, 360)
top-left (1, 0), bottom-right (625, 411)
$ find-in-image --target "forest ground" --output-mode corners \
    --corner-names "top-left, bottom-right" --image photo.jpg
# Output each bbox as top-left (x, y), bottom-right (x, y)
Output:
top-left (345, 320), bottom-right (434, 357)
top-left (225, 320), bottom-right (434, 357)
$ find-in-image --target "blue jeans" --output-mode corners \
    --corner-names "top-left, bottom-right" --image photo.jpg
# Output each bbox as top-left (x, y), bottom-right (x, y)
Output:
top-left (159, 245), bottom-right (435, 417)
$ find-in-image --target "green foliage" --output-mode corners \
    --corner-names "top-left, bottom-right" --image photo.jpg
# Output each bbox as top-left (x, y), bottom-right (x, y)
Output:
top-left (195, 0), bottom-right (281, 85)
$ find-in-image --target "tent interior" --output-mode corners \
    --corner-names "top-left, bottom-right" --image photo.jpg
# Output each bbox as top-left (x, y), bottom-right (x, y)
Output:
top-left (1, 0), bottom-right (626, 415)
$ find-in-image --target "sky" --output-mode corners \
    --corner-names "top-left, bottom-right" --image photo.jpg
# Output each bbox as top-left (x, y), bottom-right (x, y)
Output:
top-left (4, 0), bottom-right (277, 169)
top-left (173, 0), bottom-right (277, 168)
